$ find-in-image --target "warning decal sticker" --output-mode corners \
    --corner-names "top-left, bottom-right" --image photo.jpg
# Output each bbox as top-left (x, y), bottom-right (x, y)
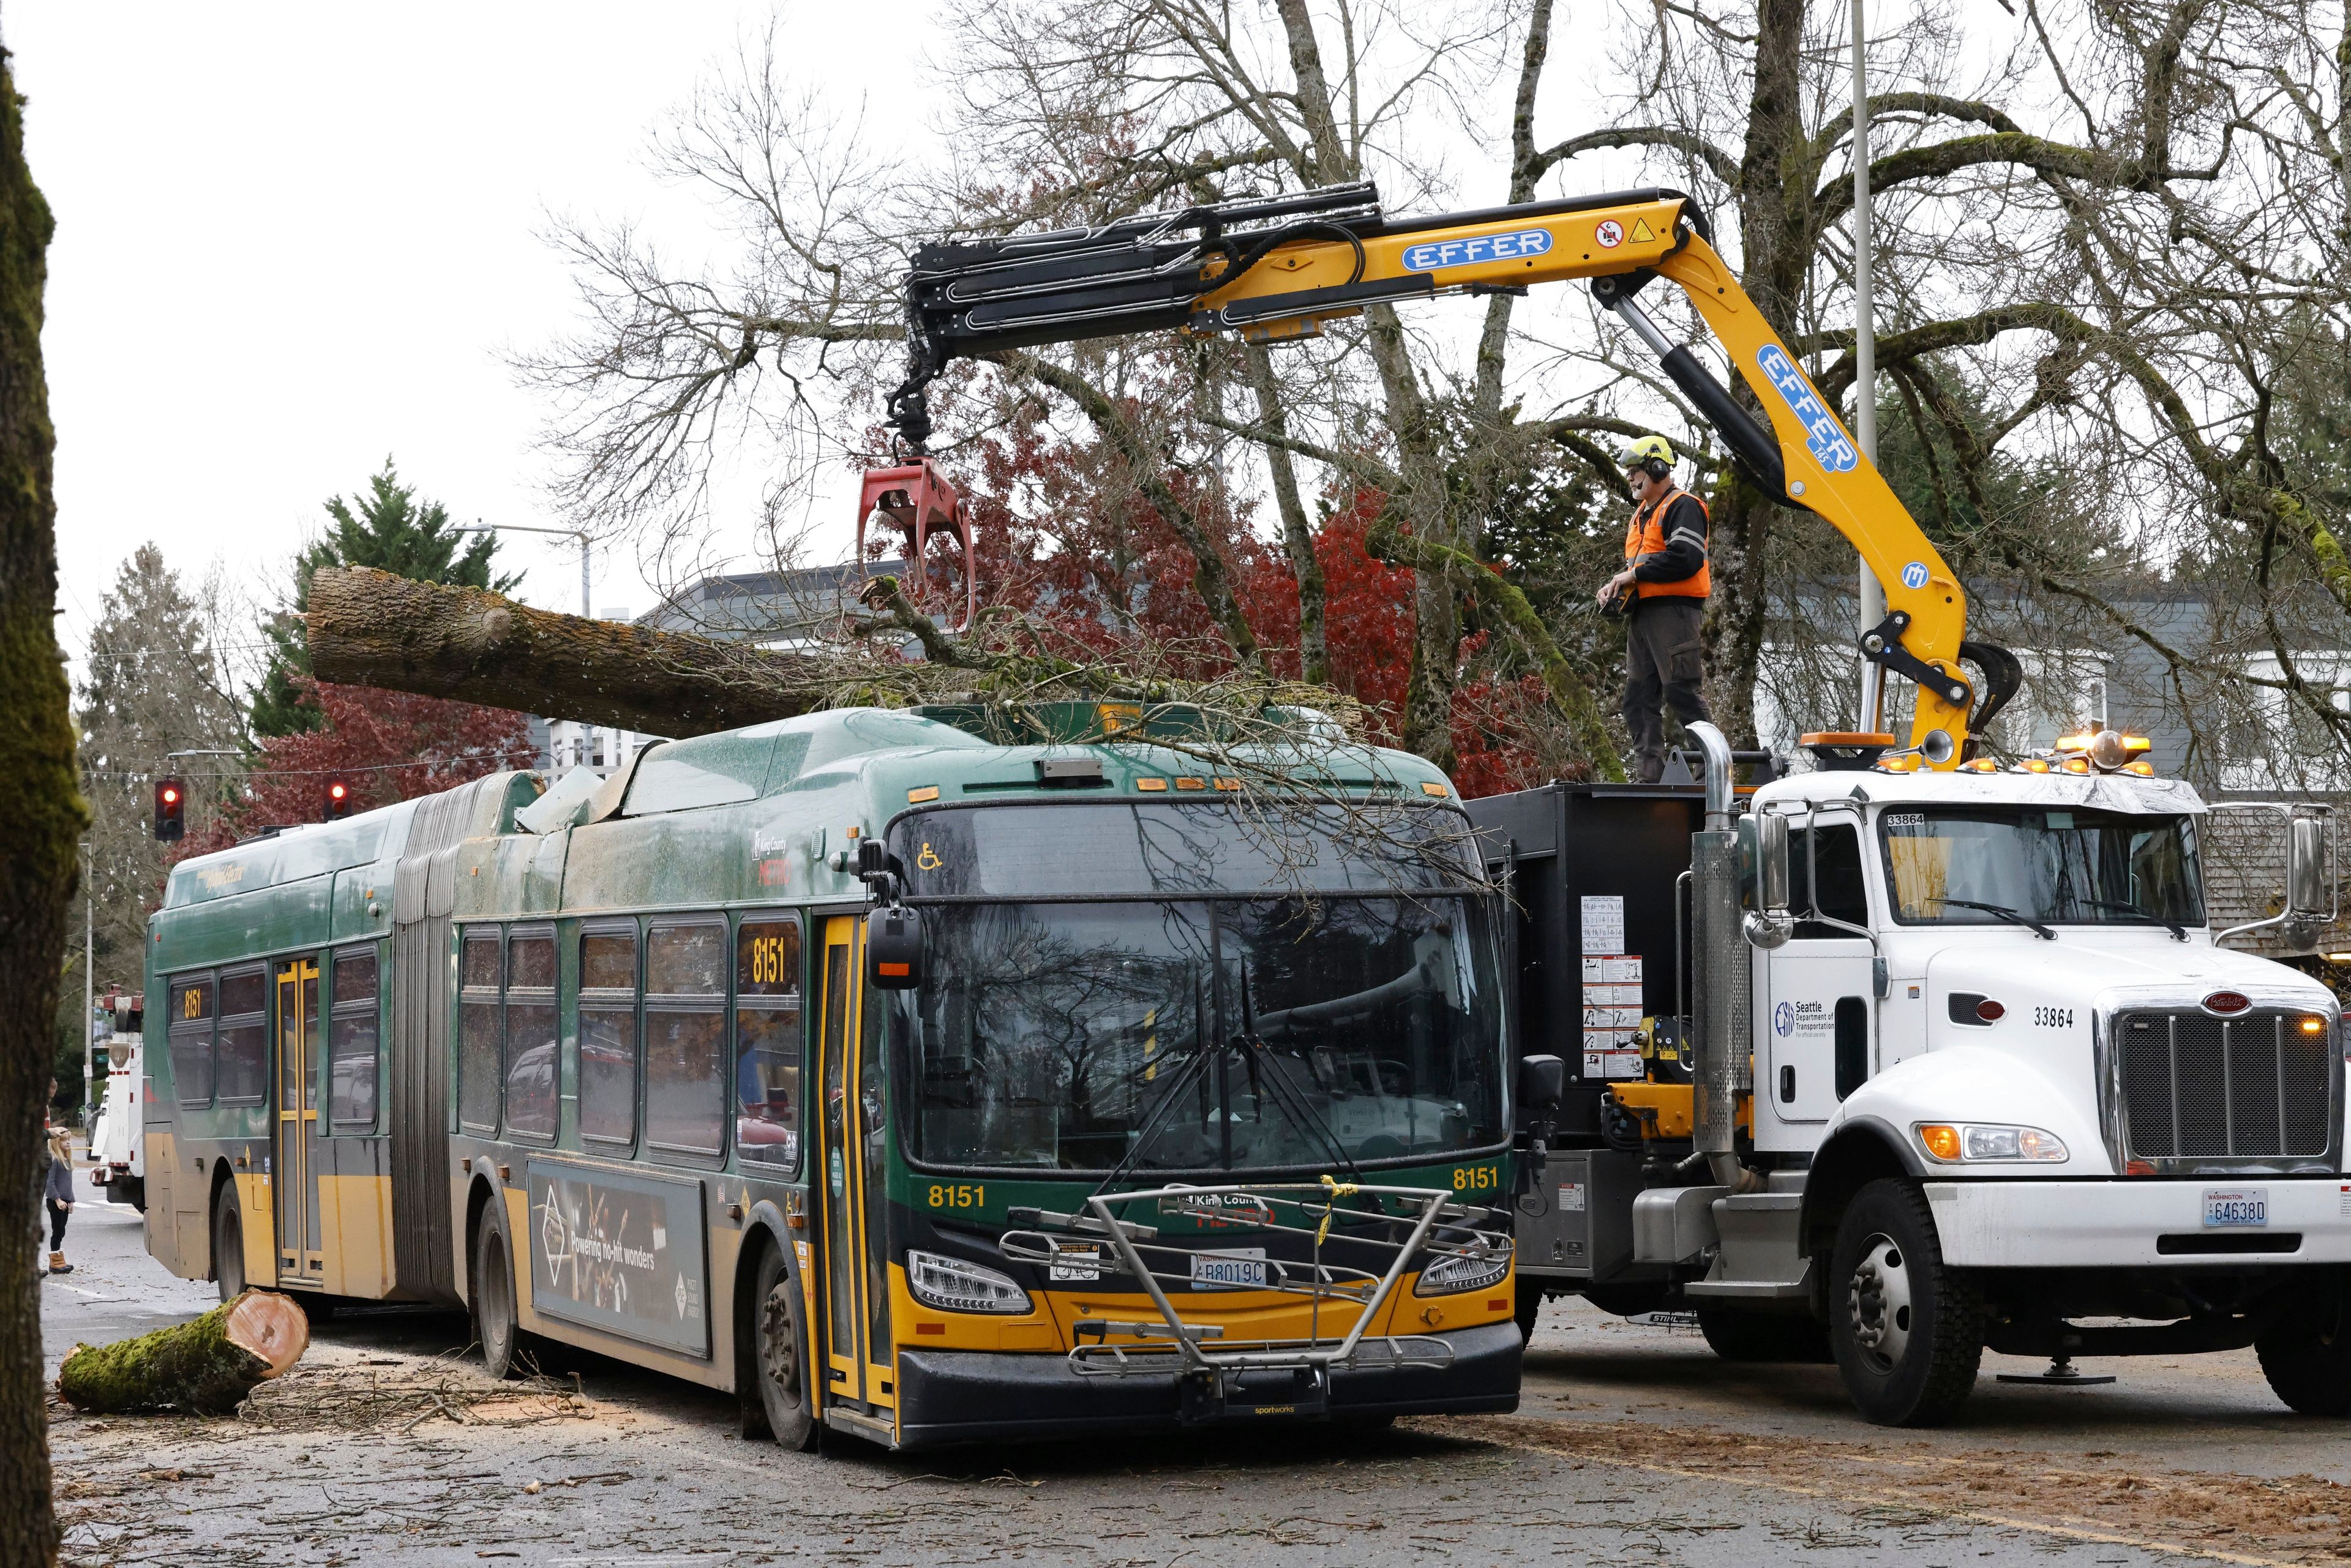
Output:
top-left (1630, 217), bottom-right (1656, 243)
top-left (1595, 219), bottom-right (1624, 248)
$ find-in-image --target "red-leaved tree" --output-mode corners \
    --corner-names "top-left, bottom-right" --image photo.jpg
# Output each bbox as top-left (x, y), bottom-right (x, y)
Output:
top-left (171, 681), bottom-right (535, 863)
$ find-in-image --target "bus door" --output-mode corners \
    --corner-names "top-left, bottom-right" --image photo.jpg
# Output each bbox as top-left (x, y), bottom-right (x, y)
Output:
top-left (815, 917), bottom-right (894, 1415)
top-left (274, 958), bottom-right (326, 1285)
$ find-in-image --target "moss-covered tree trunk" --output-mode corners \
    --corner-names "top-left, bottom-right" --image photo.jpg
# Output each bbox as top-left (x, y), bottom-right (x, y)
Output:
top-left (57, 1291), bottom-right (309, 1416)
top-left (0, 45), bottom-right (81, 1568)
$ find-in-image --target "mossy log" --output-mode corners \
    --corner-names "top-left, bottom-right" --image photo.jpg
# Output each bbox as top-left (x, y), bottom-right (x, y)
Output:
top-left (305, 566), bottom-right (833, 737)
top-left (57, 1290), bottom-right (309, 1415)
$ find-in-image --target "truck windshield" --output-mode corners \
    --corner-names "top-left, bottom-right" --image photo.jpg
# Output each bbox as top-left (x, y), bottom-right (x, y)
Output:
top-left (1880, 808), bottom-right (2204, 928)
top-left (890, 804), bottom-right (1505, 1173)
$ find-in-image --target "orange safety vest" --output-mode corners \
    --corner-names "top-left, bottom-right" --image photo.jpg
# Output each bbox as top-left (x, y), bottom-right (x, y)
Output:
top-left (1622, 487), bottom-right (1711, 601)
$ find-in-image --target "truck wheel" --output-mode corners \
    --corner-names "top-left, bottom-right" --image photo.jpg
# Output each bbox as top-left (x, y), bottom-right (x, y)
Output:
top-left (2255, 1284), bottom-right (2351, 1416)
top-left (1696, 1304), bottom-right (1832, 1364)
top-left (211, 1185), bottom-right (246, 1302)
top-left (472, 1208), bottom-right (521, 1381)
top-left (752, 1245), bottom-right (820, 1450)
top-left (1829, 1179), bottom-right (1982, 1426)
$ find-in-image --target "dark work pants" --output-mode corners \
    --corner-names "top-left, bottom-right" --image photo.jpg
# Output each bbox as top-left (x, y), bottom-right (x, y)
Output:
top-left (47, 1199), bottom-right (68, 1250)
top-left (1622, 596), bottom-right (1712, 782)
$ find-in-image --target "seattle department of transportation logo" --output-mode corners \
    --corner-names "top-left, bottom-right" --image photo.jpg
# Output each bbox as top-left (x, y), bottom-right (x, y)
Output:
top-left (1755, 345), bottom-right (1859, 473)
top-left (1773, 1000), bottom-right (1795, 1037)
top-left (1402, 227), bottom-right (1553, 272)
top-left (1899, 560), bottom-right (1930, 590)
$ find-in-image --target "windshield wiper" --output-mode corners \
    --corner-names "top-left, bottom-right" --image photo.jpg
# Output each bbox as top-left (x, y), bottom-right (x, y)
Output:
top-left (1933, 897), bottom-right (2056, 940)
top-left (2078, 898), bottom-right (2188, 940)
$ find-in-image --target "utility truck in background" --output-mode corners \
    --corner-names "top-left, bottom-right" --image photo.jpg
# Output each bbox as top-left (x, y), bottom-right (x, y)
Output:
top-left (89, 989), bottom-right (146, 1210)
top-left (861, 176), bottom-right (2349, 1425)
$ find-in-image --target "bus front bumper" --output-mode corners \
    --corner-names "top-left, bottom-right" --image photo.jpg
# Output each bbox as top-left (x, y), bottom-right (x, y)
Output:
top-left (892, 1320), bottom-right (1522, 1449)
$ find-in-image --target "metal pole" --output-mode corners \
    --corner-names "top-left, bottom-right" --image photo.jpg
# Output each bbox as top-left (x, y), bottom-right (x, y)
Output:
top-left (580, 536), bottom-right (593, 618)
top-left (83, 849), bottom-right (94, 1130)
top-left (1851, 0), bottom-right (1885, 734)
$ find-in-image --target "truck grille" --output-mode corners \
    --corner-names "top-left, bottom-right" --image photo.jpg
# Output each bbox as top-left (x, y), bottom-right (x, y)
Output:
top-left (2117, 1010), bottom-right (2332, 1161)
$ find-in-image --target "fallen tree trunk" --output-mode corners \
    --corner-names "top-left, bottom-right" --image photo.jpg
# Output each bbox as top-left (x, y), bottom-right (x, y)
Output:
top-left (306, 566), bottom-right (834, 737)
top-left (57, 1290), bottom-right (309, 1416)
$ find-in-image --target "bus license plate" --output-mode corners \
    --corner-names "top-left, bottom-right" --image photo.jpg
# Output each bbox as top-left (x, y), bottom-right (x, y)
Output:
top-left (2203, 1189), bottom-right (2268, 1228)
top-left (1191, 1248), bottom-right (1268, 1289)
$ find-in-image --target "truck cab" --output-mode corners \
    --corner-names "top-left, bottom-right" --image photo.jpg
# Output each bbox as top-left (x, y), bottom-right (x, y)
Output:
top-left (1476, 730), bottom-right (2350, 1425)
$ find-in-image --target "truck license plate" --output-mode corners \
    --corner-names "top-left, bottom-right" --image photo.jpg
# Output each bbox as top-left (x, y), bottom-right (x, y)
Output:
top-left (1191, 1248), bottom-right (1268, 1289)
top-left (2203, 1188), bottom-right (2268, 1228)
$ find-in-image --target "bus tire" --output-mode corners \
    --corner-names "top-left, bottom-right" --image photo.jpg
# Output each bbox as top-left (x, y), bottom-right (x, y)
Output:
top-left (472, 1206), bottom-right (522, 1381)
top-left (2255, 1280), bottom-right (2351, 1416)
top-left (1513, 1280), bottom-right (1547, 1341)
top-left (1828, 1178), bottom-right (1982, 1427)
top-left (752, 1244), bottom-right (819, 1451)
top-left (211, 1184), bottom-right (246, 1303)
top-left (1695, 1304), bottom-right (1831, 1364)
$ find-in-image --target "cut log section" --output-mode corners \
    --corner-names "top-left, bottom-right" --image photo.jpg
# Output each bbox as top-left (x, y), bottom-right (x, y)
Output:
top-left (305, 566), bottom-right (834, 737)
top-left (57, 1289), bottom-right (310, 1415)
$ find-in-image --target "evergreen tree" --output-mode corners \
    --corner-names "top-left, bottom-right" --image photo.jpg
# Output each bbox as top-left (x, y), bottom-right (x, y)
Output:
top-left (252, 459), bottom-right (516, 735)
top-left (74, 545), bottom-right (247, 1009)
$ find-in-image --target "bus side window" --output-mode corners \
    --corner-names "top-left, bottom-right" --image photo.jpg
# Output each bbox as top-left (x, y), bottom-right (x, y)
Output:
top-left (505, 928), bottom-right (559, 1140)
top-left (459, 929), bottom-right (503, 1133)
top-left (169, 975), bottom-right (215, 1109)
top-left (579, 925), bottom-right (640, 1148)
top-left (328, 948), bottom-right (380, 1130)
top-left (735, 917), bottom-right (803, 1173)
top-left (646, 921), bottom-right (727, 1157)
top-left (216, 967), bottom-right (271, 1105)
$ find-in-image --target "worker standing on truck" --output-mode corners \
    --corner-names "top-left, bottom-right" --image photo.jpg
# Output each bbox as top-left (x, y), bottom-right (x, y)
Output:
top-left (1596, 435), bottom-right (1713, 784)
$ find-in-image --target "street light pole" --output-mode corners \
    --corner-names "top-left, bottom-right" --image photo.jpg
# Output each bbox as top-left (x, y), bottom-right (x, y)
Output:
top-left (460, 522), bottom-right (592, 617)
top-left (82, 841), bottom-right (93, 1129)
top-left (1851, 0), bottom-right (1884, 735)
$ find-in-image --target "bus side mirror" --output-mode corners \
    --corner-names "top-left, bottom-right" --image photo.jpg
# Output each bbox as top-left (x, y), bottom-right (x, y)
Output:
top-left (1518, 1054), bottom-right (1565, 1111)
top-left (1757, 812), bottom-right (1792, 918)
top-left (2289, 816), bottom-right (2328, 918)
top-left (866, 904), bottom-right (924, 990)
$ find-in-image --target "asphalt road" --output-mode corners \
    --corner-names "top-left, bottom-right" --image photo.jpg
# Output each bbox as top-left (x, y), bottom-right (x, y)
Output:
top-left (40, 1163), bottom-right (2349, 1567)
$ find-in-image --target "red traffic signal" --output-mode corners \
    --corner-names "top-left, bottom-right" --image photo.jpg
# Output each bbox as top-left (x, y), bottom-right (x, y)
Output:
top-left (323, 777), bottom-right (354, 822)
top-left (153, 776), bottom-right (186, 842)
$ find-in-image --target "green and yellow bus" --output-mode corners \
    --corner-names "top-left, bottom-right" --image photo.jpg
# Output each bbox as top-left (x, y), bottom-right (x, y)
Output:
top-left (139, 704), bottom-right (1522, 1448)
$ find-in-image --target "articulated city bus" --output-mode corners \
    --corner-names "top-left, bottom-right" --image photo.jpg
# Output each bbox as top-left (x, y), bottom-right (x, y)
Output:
top-left (140, 705), bottom-right (1522, 1448)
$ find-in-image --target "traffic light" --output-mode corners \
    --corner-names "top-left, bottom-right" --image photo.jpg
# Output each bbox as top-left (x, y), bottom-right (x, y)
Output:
top-left (152, 777), bottom-right (185, 842)
top-left (323, 777), bottom-right (354, 822)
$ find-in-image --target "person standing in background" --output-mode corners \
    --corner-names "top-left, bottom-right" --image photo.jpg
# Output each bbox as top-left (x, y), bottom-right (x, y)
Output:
top-left (43, 1127), bottom-right (75, 1276)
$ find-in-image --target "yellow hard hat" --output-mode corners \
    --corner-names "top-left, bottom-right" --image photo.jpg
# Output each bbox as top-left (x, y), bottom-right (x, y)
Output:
top-left (1627, 434), bottom-right (1676, 468)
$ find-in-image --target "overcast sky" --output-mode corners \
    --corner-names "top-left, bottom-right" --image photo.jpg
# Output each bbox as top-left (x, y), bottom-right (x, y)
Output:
top-left (9, 1), bottom-right (929, 682)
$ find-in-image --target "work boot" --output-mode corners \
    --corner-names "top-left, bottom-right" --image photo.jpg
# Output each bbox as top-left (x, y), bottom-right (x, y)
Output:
top-left (1635, 754), bottom-right (1666, 785)
top-left (47, 1252), bottom-right (71, 1275)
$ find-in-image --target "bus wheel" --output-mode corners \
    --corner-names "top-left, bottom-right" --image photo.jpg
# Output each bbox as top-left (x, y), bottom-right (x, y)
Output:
top-left (753, 1245), bottom-right (819, 1451)
top-left (1513, 1280), bottom-right (1546, 1342)
top-left (1828, 1179), bottom-right (1982, 1426)
top-left (473, 1209), bottom-right (521, 1381)
top-left (2255, 1281), bottom-right (2351, 1416)
top-left (211, 1186), bottom-right (246, 1303)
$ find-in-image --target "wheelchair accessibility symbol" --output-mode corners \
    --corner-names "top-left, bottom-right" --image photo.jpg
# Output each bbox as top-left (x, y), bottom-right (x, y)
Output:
top-left (917, 841), bottom-right (942, 871)
top-left (1899, 560), bottom-right (1930, 590)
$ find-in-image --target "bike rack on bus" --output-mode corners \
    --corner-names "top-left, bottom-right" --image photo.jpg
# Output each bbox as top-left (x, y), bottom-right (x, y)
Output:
top-left (999, 1179), bottom-right (1510, 1419)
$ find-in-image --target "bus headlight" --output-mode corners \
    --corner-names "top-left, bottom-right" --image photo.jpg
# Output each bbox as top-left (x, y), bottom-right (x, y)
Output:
top-left (907, 1250), bottom-right (1033, 1314)
top-left (1412, 1247), bottom-right (1511, 1297)
top-left (1914, 1122), bottom-right (2068, 1163)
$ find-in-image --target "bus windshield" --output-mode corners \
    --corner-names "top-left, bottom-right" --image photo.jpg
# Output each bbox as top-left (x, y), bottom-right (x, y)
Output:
top-left (1880, 807), bottom-right (2205, 928)
top-left (891, 805), bottom-right (1505, 1173)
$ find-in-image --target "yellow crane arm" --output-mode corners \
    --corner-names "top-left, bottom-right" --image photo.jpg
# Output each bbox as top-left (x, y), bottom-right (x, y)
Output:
top-left (893, 184), bottom-right (2001, 765)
